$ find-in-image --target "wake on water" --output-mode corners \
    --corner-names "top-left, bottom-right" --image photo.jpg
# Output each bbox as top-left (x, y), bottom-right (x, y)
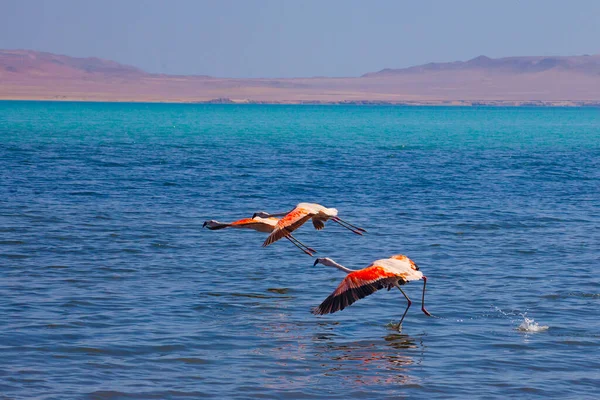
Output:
top-left (493, 307), bottom-right (549, 333)
top-left (516, 315), bottom-right (549, 333)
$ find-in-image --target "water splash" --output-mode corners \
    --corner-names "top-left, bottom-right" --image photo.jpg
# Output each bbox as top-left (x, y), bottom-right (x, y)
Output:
top-left (516, 315), bottom-right (549, 333)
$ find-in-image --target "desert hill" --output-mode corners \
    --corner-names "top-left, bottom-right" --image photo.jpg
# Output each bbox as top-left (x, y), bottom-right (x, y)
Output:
top-left (364, 54), bottom-right (600, 77)
top-left (1, 50), bottom-right (600, 105)
top-left (0, 49), bottom-right (145, 78)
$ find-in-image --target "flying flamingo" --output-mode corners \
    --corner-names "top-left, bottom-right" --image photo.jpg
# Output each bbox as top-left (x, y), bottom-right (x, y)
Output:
top-left (312, 255), bottom-right (431, 330)
top-left (203, 216), bottom-right (316, 256)
top-left (253, 203), bottom-right (366, 248)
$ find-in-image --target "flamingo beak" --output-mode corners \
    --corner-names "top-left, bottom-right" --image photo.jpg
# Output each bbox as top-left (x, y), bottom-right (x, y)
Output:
top-left (313, 259), bottom-right (320, 266)
top-left (252, 213), bottom-right (258, 218)
top-left (202, 221), bottom-right (207, 228)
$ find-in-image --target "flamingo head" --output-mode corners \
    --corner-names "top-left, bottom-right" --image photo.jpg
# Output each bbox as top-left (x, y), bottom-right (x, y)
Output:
top-left (203, 220), bottom-right (220, 229)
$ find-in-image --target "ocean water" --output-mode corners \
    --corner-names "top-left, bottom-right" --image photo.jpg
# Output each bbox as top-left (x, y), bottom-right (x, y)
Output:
top-left (1, 102), bottom-right (599, 399)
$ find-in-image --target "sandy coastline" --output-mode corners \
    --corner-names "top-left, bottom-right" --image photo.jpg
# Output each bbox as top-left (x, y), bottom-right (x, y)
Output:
top-left (1, 95), bottom-right (599, 107)
top-left (3, 50), bottom-right (600, 106)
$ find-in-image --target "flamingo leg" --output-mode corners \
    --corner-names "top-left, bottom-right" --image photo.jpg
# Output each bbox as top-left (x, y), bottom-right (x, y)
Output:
top-left (288, 234), bottom-right (316, 254)
top-left (331, 217), bottom-right (363, 235)
top-left (421, 276), bottom-right (432, 317)
top-left (284, 235), bottom-right (314, 257)
top-left (395, 285), bottom-right (412, 330)
top-left (332, 216), bottom-right (366, 233)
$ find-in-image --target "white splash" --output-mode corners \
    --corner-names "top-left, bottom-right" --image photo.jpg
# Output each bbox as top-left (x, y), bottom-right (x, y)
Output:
top-left (516, 315), bottom-right (549, 333)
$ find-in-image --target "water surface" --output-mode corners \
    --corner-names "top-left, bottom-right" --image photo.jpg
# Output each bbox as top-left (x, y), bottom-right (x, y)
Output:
top-left (1, 102), bottom-right (599, 398)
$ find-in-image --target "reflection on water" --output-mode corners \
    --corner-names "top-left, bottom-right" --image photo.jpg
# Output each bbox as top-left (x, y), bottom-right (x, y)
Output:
top-left (314, 331), bottom-right (423, 386)
top-left (255, 319), bottom-right (425, 389)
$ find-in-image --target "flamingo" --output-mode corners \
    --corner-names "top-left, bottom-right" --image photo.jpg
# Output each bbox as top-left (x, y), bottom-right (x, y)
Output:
top-left (253, 203), bottom-right (366, 248)
top-left (203, 216), bottom-right (316, 256)
top-left (312, 255), bottom-right (431, 330)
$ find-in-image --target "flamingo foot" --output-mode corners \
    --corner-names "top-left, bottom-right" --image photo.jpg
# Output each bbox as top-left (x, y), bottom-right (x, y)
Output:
top-left (387, 321), bottom-right (403, 332)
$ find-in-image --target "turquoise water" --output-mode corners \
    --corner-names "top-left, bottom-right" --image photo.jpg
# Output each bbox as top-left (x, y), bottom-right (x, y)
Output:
top-left (1, 102), bottom-right (599, 398)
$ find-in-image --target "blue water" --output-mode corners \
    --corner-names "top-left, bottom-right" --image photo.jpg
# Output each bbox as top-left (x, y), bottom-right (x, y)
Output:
top-left (1, 102), bottom-right (599, 399)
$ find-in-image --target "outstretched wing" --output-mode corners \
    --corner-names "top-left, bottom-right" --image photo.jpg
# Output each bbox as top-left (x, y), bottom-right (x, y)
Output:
top-left (312, 266), bottom-right (398, 315)
top-left (230, 218), bottom-right (258, 226)
top-left (262, 206), bottom-right (313, 247)
top-left (229, 218), bottom-right (277, 233)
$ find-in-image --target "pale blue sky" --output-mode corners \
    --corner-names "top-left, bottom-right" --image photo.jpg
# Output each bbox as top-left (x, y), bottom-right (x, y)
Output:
top-left (1, 0), bottom-right (599, 77)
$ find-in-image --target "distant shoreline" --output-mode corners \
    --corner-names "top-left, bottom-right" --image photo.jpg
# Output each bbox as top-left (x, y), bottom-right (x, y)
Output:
top-left (4, 50), bottom-right (600, 107)
top-left (2, 97), bottom-right (600, 107)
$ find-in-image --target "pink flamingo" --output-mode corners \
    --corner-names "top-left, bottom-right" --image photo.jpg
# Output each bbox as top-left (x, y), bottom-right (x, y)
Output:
top-left (203, 216), bottom-right (316, 256)
top-left (253, 203), bottom-right (366, 248)
top-left (312, 254), bottom-right (431, 330)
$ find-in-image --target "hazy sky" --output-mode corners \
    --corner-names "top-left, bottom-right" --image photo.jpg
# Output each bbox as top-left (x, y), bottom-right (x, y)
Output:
top-left (1, 0), bottom-right (599, 78)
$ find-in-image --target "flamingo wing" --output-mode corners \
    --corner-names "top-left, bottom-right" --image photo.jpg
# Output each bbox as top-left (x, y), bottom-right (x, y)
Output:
top-left (262, 207), bottom-right (313, 247)
top-left (312, 266), bottom-right (399, 315)
top-left (229, 218), bottom-right (259, 226)
top-left (312, 218), bottom-right (326, 230)
top-left (225, 218), bottom-right (274, 233)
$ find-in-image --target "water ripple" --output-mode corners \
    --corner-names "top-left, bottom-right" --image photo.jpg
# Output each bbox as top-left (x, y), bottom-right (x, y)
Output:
top-left (1, 103), bottom-right (599, 398)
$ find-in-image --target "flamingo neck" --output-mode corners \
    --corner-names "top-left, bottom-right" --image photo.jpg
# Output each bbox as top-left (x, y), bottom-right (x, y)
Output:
top-left (327, 260), bottom-right (354, 274)
top-left (267, 210), bottom-right (291, 217)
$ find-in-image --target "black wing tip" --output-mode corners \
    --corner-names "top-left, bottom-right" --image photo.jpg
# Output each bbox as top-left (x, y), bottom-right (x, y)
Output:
top-left (262, 235), bottom-right (274, 247)
top-left (263, 228), bottom-right (289, 247)
top-left (312, 278), bottom-right (397, 317)
top-left (313, 291), bottom-right (352, 316)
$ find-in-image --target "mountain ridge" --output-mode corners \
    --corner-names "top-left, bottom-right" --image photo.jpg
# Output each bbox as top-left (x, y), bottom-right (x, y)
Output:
top-left (363, 54), bottom-right (600, 77)
top-left (0, 49), bottom-right (146, 78)
top-left (2, 49), bottom-right (600, 104)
